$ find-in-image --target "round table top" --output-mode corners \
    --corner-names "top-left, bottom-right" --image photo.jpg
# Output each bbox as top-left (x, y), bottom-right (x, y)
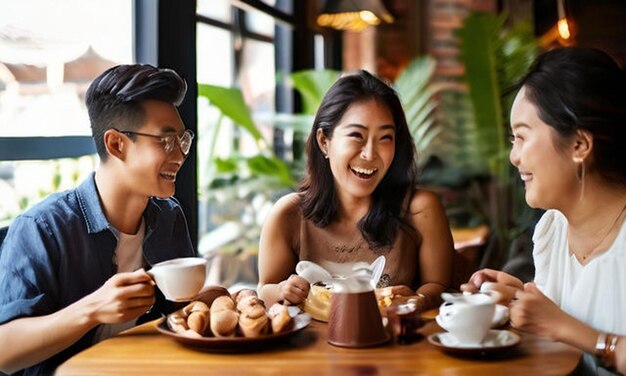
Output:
top-left (56, 310), bottom-right (581, 376)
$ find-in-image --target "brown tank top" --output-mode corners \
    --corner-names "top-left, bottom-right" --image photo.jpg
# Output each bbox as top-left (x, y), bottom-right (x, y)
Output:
top-left (298, 215), bottom-right (421, 289)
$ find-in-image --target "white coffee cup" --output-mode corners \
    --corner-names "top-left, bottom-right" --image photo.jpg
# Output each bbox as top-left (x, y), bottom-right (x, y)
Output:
top-left (436, 293), bottom-right (496, 345)
top-left (148, 257), bottom-right (208, 301)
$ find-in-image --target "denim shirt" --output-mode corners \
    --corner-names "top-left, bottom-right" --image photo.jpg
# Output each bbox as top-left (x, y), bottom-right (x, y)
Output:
top-left (0, 173), bottom-right (195, 375)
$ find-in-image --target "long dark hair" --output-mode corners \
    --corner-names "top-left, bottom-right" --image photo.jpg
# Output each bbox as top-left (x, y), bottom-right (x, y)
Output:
top-left (517, 47), bottom-right (626, 187)
top-left (299, 70), bottom-right (418, 248)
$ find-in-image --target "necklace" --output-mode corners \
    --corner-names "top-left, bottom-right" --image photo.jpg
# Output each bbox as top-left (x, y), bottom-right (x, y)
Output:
top-left (571, 202), bottom-right (626, 262)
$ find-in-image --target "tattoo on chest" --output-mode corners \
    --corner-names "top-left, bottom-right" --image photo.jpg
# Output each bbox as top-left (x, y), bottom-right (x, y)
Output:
top-left (333, 244), bottom-right (358, 254)
top-left (332, 241), bottom-right (391, 256)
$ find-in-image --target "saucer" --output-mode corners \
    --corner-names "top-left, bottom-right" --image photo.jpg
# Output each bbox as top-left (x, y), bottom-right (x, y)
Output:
top-left (427, 330), bottom-right (520, 355)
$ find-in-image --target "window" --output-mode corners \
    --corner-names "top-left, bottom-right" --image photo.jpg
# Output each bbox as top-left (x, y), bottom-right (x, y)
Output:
top-left (195, 1), bottom-right (297, 284)
top-left (0, 0), bottom-right (133, 225)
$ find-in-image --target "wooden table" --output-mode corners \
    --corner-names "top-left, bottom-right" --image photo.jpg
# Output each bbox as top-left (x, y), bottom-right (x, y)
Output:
top-left (56, 314), bottom-right (581, 375)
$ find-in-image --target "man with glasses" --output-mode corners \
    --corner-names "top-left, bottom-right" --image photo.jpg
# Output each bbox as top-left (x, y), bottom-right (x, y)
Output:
top-left (0, 64), bottom-right (196, 375)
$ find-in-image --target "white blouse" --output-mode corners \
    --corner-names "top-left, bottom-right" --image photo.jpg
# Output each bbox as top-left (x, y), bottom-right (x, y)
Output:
top-left (533, 210), bottom-right (626, 335)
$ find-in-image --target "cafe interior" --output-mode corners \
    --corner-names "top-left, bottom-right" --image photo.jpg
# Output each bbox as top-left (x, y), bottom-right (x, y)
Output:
top-left (1, 0), bottom-right (626, 374)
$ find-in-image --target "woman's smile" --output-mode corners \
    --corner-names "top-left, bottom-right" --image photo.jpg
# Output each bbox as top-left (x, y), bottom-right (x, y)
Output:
top-left (350, 165), bottom-right (378, 179)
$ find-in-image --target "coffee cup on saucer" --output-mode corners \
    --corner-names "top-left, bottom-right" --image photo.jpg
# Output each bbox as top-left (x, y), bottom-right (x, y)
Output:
top-left (148, 257), bottom-right (208, 302)
top-left (436, 293), bottom-right (496, 345)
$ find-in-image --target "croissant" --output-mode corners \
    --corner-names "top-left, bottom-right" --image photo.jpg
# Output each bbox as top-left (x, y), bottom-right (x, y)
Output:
top-left (268, 303), bottom-right (293, 334)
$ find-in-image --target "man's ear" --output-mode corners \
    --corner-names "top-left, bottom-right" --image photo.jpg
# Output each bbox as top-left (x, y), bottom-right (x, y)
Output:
top-left (103, 129), bottom-right (125, 161)
top-left (316, 128), bottom-right (328, 156)
top-left (572, 129), bottom-right (593, 162)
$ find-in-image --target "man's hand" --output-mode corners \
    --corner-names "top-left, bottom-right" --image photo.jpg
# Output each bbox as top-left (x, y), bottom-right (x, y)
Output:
top-left (85, 269), bottom-right (155, 324)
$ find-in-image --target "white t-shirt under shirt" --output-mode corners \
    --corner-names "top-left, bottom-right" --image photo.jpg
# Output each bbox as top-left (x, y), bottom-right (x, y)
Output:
top-left (93, 220), bottom-right (146, 342)
top-left (114, 219), bottom-right (146, 273)
top-left (533, 209), bottom-right (626, 335)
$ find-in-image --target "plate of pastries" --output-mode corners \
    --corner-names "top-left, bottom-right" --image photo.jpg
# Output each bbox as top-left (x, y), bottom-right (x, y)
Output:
top-left (156, 286), bottom-right (311, 352)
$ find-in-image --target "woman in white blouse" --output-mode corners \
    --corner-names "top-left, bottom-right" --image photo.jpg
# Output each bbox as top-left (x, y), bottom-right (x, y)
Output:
top-left (462, 47), bottom-right (626, 374)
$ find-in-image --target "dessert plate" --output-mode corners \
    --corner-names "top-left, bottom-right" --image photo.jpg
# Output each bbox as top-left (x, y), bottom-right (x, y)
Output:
top-left (156, 312), bottom-right (311, 352)
top-left (427, 329), bottom-right (520, 355)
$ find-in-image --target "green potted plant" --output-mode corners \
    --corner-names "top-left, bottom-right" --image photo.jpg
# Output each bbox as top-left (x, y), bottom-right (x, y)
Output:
top-left (449, 12), bottom-right (540, 271)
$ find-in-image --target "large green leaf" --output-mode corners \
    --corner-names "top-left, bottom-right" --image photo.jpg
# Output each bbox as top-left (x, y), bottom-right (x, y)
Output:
top-left (394, 56), bottom-right (442, 168)
top-left (246, 155), bottom-right (297, 188)
top-left (457, 13), bottom-right (506, 175)
top-left (287, 70), bottom-right (340, 115)
top-left (198, 84), bottom-right (262, 141)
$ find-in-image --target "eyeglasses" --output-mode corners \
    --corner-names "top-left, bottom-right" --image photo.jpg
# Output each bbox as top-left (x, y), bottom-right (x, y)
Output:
top-left (113, 128), bottom-right (195, 155)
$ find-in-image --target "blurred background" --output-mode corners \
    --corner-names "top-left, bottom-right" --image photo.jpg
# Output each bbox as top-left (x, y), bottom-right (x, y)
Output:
top-left (1, 0), bottom-right (625, 289)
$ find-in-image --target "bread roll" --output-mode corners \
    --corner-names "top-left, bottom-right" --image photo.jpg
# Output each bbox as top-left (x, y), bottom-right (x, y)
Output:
top-left (238, 305), bottom-right (269, 337)
top-left (236, 295), bottom-right (265, 313)
top-left (167, 312), bottom-right (189, 334)
top-left (181, 329), bottom-right (203, 338)
top-left (187, 311), bottom-right (211, 335)
top-left (268, 303), bottom-right (293, 334)
top-left (183, 301), bottom-right (210, 316)
top-left (210, 295), bottom-right (239, 337)
top-left (210, 310), bottom-right (239, 337)
top-left (211, 295), bottom-right (236, 311)
top-left (233, 288), bottom-right (257, 303)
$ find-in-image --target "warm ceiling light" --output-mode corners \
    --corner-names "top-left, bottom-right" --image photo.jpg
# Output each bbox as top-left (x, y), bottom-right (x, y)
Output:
top-left (317, 0), bottom-right (394, 32)
top-left (557, 18), bottom-right (570, 40)
top-left (556, 0), bottom-right (571, 40)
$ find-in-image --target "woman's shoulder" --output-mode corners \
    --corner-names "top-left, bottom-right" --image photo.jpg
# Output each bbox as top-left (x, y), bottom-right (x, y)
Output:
top-left (532, 210), bottom-right (567, 260)
top-left (272, 192), bottom-right (301, 213)
top-left (533, 210), bottom-right (567, 241)
top-left (408, 188), bottom-right (444, 213)
top-left (267, 192), bottom-right (303, 227)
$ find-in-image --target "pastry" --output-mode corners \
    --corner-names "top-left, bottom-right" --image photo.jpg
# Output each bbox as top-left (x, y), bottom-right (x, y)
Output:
top-left (301, 283), bottom-right (333, 322)
top-left (183, 301), bottom-right (210, 316)
top-left (210, 295), bottom-right (239, 337)
top-left (167, 312), bottom-right (189, 334)
top-left (268, 303), bottom-right (293, 333)
top-left (236, 294), bottom-right (265, 313)
top-left (233, 288), bottom-right (257, 303)
top-left (187, 310), bottom-right (211, 335)
top-left (236, 291), bottom-right (269, 337)
top-left (238, 304), bottom-right (269, 337)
